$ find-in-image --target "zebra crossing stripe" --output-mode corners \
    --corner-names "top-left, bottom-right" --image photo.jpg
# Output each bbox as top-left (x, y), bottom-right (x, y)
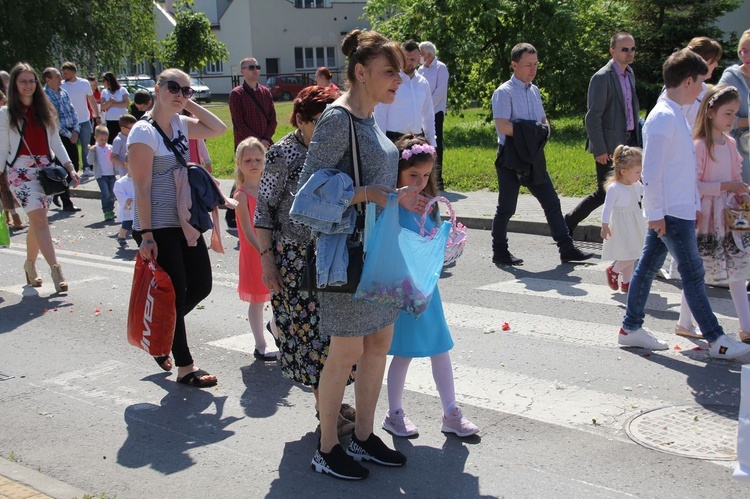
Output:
top-left (477, 278), bottom-right (737, 320)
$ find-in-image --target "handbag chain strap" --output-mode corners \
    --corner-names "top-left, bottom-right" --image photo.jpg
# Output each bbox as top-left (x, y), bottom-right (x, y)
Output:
top-left (20, 136), bottom-right (43, 168)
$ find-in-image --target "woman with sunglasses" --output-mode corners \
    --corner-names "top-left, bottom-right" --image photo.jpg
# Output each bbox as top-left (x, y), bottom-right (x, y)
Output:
top-left (0, 62), bottom-right (80, 292)
top-left (127, 68), bottom-right (226, 387)
top-left (718, 29), bottom-right (750, 183)
top-left (101, 72), bottom-right (130, 144)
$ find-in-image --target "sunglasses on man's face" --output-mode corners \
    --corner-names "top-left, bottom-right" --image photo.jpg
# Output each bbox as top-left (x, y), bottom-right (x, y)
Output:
top-left (243, 64), bottom-right (261, 71)
top-left (163, 80), bottom-right (195, 99)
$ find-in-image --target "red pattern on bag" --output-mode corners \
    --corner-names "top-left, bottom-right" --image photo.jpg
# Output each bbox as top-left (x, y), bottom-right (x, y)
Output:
top-left (127, 255), bottom-right (176, 356)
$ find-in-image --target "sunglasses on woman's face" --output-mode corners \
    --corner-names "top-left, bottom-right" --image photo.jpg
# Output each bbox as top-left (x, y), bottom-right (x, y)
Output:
top-left (163, 80), bottom-right (195, 99)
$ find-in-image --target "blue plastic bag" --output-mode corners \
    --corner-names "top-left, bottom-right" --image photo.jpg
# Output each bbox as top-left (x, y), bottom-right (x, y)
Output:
top-left (355, 194), bottom-right (450, 317)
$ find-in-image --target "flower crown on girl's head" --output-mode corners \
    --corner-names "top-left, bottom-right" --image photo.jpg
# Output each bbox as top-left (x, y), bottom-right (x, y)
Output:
top-left (400, 143), bottom-right (436, 161)
top-left (708, 85), bottom-right (738, 108)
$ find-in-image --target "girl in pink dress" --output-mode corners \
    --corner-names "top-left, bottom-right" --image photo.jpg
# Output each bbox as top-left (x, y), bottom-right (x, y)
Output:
top-left (676, 85), bottom-right (750, 342)
top-left (234, 137), bottom-right (278, 360)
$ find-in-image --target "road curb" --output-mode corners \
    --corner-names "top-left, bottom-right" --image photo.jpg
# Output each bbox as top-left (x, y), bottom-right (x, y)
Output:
top-left (69, 189), bottom-right (604, 243)
top-left (0, 459), bottom-right (89, 499)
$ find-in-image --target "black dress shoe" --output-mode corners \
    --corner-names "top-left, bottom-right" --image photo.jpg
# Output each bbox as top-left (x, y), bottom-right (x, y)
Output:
top-left (492, 252), bottom-right (524, 265)
top-left (253, 348), bottom-right (277, 361)
top-left (560, 247), bottom-right (595, 263)
top-left (62, 205), bottom-right (82, 212)
top-left (52, 195), bottom-right (61, 208)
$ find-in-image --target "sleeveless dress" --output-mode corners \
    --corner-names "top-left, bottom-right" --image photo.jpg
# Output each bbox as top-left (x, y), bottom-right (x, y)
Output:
top-left (388, 206), bottom-right (454, 358)
top-left (237, 187), bottom-right (270, 303)
top-left (601, 181), bottom-right (647, 261)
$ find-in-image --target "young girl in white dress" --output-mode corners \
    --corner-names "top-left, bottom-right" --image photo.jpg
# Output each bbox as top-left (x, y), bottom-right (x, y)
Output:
top-left (382, 135), bottom-right (479, 439)
top-left (675, 85), bottom-right (750, 342)
top-left (601, 145), bottom-right (646, 293)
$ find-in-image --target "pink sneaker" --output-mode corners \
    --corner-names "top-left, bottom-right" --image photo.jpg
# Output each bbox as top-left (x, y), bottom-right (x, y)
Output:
top-left (382, 408), bottom-right (419, 437)
top-left (441, 406), bottom-right (479, 437)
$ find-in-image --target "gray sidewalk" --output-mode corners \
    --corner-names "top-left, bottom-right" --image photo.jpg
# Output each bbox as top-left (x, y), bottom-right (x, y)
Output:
top-left (69, 176), bottom-right (604, 242)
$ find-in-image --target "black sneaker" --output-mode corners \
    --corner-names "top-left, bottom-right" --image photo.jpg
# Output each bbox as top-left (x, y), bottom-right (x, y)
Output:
top-left (311, 444), bottom-right (369, 480)
top-left (347, 433), bottom-right (406, 467)
top-left (560, 246), bottom-right (594, 263)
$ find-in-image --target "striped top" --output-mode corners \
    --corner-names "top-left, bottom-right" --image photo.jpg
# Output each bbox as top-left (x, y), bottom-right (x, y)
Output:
top-left (127, 114), bottom-right (190, 231)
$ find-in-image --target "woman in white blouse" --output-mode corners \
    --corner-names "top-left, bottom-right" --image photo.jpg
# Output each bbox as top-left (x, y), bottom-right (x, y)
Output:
top-left (100, 72), bottom-right (130, 144)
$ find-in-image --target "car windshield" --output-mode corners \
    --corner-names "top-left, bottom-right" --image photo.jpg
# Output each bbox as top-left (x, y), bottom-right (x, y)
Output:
top-left (191, 78), bottom-right (205, 86)
top-left (141, 79), bottom-right (155, 87)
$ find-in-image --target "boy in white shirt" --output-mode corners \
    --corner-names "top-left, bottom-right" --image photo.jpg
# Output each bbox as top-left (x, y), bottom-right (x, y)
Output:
top-left (86, 125), bottom-right (117, 221)
top-left (111, 114), bottom-right (135, 177)
top-left (113, 171), bottom-right (134, 248)
top-left (618, 48), bottom-right (750, 361)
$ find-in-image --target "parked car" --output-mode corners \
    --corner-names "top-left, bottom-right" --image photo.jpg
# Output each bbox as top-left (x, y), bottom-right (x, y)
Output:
top-left (190, 78), bottom-right (212, 103)
top-left (121, 75), bottom-right (156, 101)
top-left (265, 75), bottom-right (316, 101)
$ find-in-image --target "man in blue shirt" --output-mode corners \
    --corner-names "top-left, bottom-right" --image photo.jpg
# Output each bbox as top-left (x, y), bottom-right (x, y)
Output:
top-left (491, 43), bottom-right (593, 265)
top-left (43, 67), bottom-right (81, 212)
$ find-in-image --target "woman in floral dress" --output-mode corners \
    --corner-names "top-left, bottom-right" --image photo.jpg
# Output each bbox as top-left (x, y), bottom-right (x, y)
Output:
top-left (254, 86), bottom-right (355, 434)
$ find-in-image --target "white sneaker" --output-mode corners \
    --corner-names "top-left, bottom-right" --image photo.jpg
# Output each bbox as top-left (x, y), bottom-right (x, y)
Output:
top-left (618, 328), bottom-right (669, 350)
top-left (441, 406), bottom-right (480, 437)
top-left (81, 168), bottom-right (93, 177)
top-left (708, 334), bottom-right (750, 361)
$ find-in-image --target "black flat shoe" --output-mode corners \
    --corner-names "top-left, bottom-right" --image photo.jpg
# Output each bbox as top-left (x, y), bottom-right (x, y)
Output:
top-left (492, 252), bottom-right (523, 265)
top-left (254, 348), bottom-right (277, 361)
top-left (52, 195), bottom-right (61, 208)
top-left (62, 205), bottom-right (82, 212)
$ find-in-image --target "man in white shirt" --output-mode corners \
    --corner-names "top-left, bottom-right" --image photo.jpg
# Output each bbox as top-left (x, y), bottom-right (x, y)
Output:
top-left (618, 48), bottom-right (750, 361)
top-left (61, 62), bottom-right (100, 175)
top-left (374, 40), bottom-right (436, 148)
top-left (418, 41), bottom-right (449, 189)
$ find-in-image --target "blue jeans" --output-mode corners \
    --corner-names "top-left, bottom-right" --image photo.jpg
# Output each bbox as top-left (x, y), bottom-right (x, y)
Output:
top-left (78, 121), bottom-right (92, 171)
top-left (622, 215), bottom-right (724, 343)
top-left (96, 175), bottom-right (116, 213)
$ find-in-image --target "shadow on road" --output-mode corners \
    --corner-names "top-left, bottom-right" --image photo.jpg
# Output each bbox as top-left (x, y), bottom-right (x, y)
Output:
top-left (116, 373), bottom-right (241, 474)
top-left (266, 432), bottom-right (495, 497)
top-left (240, 362), bottom-right (298, 419)
top-left (0, 291), bottom-right (72, 334)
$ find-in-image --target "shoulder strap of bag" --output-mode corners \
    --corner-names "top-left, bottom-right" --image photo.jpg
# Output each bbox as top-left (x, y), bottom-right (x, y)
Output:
top-left (4, 122), bottom-right (26, 173)
top-left (147, 117), bottom-right (188, 168)
top-left (243, 85), bottom-right (272, 138)
top-left (339, 107), bottom-right (364, 216)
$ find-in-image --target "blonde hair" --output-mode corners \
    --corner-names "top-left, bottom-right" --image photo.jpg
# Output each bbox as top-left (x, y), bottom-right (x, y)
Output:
top-left (604, 145), bottom-right (643, 188)
top-left (693, 85), bottom-right (741, 161)
top-left (738, 29), bottom-right (750, 57)
top-left (94, 125), bottom-right (109, 136)
top-left (234, 137), bottom-right (266, 187)
top-left (156, 68), bottom-right (190, 87)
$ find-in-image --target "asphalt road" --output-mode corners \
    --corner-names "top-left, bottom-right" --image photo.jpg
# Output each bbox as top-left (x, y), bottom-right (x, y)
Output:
top-left (0, 197), bottom-right (748, 498)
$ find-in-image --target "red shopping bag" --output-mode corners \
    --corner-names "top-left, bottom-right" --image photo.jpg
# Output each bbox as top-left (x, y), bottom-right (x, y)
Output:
top-left (127, 254), bottom-right (176, 356)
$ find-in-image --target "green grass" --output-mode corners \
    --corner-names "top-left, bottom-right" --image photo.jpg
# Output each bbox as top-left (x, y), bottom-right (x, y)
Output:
top-left (204, 103), bottom-right (595, 197)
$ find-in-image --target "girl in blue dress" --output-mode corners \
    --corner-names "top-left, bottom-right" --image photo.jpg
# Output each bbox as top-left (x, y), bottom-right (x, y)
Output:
top-left (382, 135), bottom-right (479, 438)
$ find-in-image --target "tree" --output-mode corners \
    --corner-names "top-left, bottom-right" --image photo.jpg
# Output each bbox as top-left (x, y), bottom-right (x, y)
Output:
top-left (365, 0), bottom-right (627, 114)
top-left (0, 0), bottom-right (158, 75)
top-left (623, 0), bottom-right (742, 109)
top-left (160, 0), bottom-right (228, 74)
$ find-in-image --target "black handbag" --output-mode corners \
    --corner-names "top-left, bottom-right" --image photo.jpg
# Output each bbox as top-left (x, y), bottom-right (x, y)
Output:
top-left (300, 108), bottom-right (365, 293)
top-left (21, 136), bottom-right (69, 196)
top-left (39, 165), bottom-right (70, 196)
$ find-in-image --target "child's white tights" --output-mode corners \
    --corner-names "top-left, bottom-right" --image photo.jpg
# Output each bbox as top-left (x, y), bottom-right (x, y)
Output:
top-left (247, 302), bottom-right (277, 354)
top-left (678, 280), bottom-right (750, 333)
top-left (387, 352), bottom-right (456, 416)
top-left (613, 259), bottom-right (636, 284)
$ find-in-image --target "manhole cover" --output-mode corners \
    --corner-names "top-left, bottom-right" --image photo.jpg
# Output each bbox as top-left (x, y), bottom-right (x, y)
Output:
top-left (625, 405), bottom-right (738, 460)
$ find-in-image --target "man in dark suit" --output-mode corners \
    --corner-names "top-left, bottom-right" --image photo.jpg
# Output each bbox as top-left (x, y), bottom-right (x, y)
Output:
top-left (565, 32), bottom-right (641, 233)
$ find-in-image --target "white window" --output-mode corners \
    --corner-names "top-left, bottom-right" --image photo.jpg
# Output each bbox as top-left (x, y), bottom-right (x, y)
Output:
top-left (135, 61), bottom-right (147, 75)
top-left (294, 46), bottom-right (336, 70)
top-left (294, 0), bottom-right (327, 7)
top-left (205, 60), bottom-right (224, 74)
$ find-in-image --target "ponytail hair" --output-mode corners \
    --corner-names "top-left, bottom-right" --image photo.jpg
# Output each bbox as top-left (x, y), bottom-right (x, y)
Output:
top-left (604, 145), bottom-right (643, 189)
